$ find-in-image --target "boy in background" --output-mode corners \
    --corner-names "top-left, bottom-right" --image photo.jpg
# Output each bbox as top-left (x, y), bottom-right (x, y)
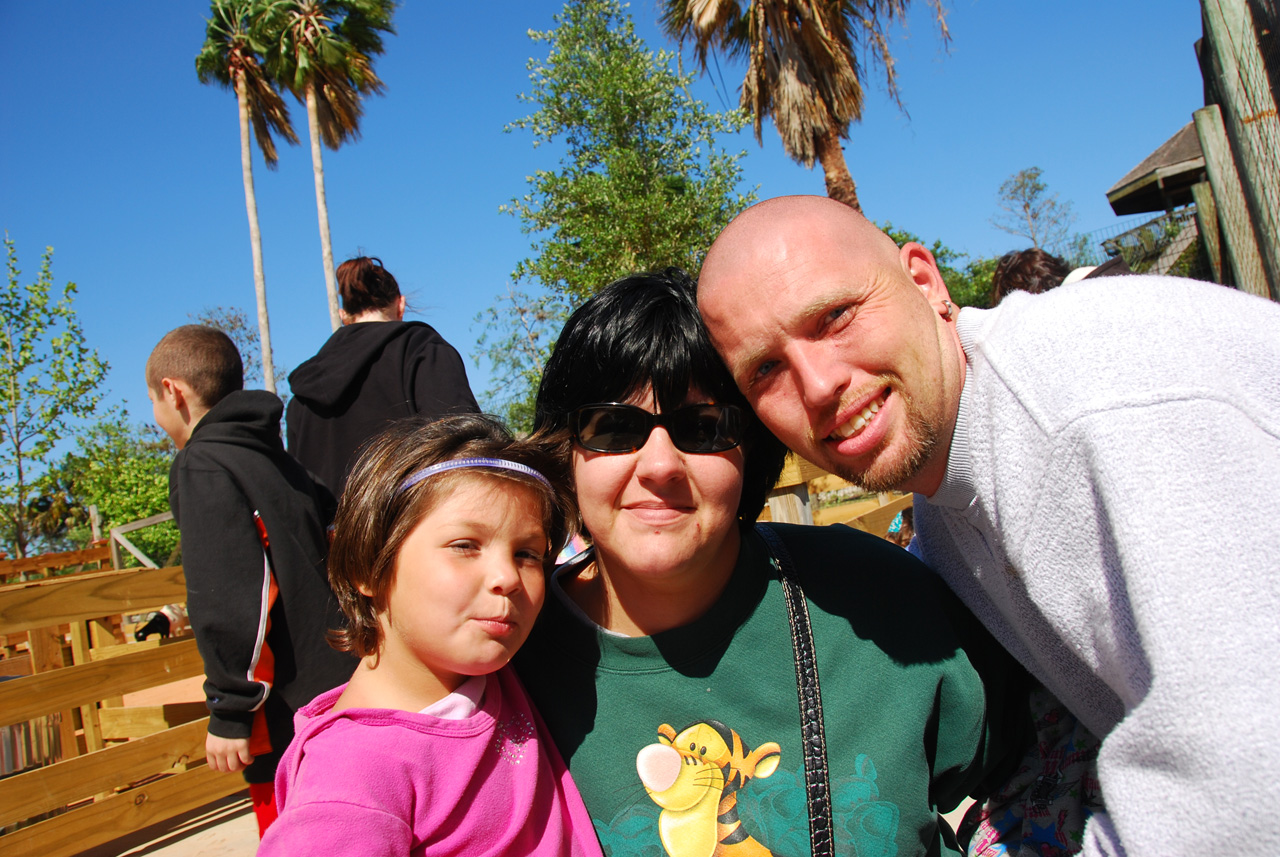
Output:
top-left (146, 325), bottom-right (355, 835)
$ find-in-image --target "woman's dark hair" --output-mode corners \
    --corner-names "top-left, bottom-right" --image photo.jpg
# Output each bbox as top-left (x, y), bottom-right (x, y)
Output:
top-left (337, 256), bottom-right (401, 317)
top-left (990, 248), bottom-right (1070, 305)
top-left (533, 267), bottom-right (786, 523)
top-left (328, 414), bottom-right (573, 658)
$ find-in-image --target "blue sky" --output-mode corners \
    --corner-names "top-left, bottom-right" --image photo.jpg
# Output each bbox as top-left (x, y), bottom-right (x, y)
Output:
top-left (1, 1), bottom-right (1206, 427)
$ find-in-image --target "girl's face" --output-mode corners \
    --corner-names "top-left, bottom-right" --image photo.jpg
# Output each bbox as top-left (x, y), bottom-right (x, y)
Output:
top-left (572, 386), bottom-right (745, 589)
top-left (372, 477), bottom-right (549, 699)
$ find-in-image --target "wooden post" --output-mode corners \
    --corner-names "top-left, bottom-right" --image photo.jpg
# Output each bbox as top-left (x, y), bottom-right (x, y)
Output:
top-left (766, 484), bottom-right (814, 525)
top-left (69, 622), bottom-right (105, 754)
top-left (1195, 105), bottom-right (1271, 297)
top-left (1201, 0), bottom-right (1280, 299)
top-left (1191, 181), bottom-right (1225, 284)
top-left (27, 627), bottom-right (79, 760)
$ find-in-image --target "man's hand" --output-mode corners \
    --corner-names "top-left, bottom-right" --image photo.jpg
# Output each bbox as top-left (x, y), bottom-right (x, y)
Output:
top-left (206, 733), bottom-right (254, 773)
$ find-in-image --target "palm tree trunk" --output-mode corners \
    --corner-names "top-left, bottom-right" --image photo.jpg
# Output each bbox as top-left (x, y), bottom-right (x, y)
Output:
top-left (305, 82), bottom-right (342, 332)
top-left (236, 72), bottom-right (277, 394)
top-left (816, 125), bottom-right (862, 213)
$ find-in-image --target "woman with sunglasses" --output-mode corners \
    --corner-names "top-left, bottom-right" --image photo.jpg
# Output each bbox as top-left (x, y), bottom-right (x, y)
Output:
top-left (515, 268), bottom-right (1031, 857)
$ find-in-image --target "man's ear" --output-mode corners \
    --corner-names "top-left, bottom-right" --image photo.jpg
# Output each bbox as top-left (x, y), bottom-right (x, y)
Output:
top-left (900, 242), bottom-right (955, 317)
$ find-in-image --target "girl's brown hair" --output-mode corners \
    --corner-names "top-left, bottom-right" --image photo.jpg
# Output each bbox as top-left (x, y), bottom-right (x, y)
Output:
top-left (327, 414), bottom-right (572, 657)
top-left (337, 256), bottom-right (401, 317)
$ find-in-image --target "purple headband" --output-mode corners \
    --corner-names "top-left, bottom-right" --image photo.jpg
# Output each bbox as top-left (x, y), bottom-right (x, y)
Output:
top-left (397, 457), bottom-right (552, 494)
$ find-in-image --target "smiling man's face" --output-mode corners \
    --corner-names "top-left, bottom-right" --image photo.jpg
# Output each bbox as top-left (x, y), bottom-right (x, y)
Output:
top-left (698, 196), bottom-right (966, 496)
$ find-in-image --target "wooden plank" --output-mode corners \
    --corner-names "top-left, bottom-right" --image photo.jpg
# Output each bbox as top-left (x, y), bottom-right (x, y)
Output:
top-left (0, 718), bottom-right (211, 829)
top-left (774, 454), bottom-right (829, 489)
top-left (92, 636), bottom-right (163, 661)
top-left (26, 625), bottom-right (80, 760)
top-left (846, 493), bottom-right (914, 538)
top-left (69, 621), bottom-right (105, 753)
top-left (766, 484), bottom-right (815, 525)
top-left (0, 638), bottom-right (204, 728)
top-left (99, 703), bottom-right (208, 740)
top-left (1191, 181), bottom-right (1225, 284)
top-left (1202, 0), bottom-right (1280, 299)
top-left (1195, 105), bottom-right (1272, 298)
top-left (0, 546), bottom-right (112, 578)
top-left (0, 764), bottom-right (246, 857)
top-left (0, 651), bottom-right (31, 677)
top-left (87, 617), bottom-right (125, 709)
top-left (0, 566), bottom-right (186, 636)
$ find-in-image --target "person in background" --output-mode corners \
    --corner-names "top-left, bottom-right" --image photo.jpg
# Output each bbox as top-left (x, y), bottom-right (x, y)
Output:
top-left (146, 325), bottom-right (355, 837)
top-left (287, 256), bottom-right (479, 499)
top-left (988, 248), bottom-right (1070, 305)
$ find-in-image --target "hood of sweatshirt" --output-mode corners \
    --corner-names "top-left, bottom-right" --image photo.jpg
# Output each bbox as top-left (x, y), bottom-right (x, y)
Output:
top-left (287, 321), bottom-right (424, 408)
top-left (188, 389), bottom-right (285, 455)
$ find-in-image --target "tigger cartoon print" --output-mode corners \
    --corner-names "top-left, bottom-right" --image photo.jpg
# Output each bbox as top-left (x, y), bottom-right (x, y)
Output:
top-left (636, 720), bottom-right (782, 857)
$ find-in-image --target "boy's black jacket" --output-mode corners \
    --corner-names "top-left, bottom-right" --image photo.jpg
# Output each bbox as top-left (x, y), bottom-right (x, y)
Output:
top-left (170, 389), bottom-right (355, 780)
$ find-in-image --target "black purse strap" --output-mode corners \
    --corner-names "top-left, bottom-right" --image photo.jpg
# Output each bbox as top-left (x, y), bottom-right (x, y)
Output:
top-left (755, 523), bottom-right (834, 857)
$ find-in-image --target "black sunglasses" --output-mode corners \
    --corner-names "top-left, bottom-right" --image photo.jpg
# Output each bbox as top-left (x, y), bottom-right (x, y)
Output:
top-left (570, 403), bottom-right (744, 454)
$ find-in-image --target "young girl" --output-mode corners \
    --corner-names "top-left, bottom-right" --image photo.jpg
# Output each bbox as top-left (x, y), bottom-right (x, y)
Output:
top-left (258, 414), bottom-right (603, 856)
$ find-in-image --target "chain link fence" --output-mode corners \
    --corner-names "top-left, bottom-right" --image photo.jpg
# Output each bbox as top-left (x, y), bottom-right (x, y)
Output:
top-left (1046, 206), bottom-right (1217, 283)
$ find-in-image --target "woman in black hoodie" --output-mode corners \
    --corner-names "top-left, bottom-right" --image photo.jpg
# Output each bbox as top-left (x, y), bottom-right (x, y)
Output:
top-left (286, 257), bottom-right (479, 499)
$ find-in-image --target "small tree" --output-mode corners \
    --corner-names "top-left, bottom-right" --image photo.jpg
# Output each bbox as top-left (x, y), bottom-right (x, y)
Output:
top-left (0, 237), bottom-right (108, 558)
top-left (483, 0), bottom-right (755, 428)
top-left (54, 412), bottom-right (180, 565)
top-left (991, 166), bottom-right (1076, 249)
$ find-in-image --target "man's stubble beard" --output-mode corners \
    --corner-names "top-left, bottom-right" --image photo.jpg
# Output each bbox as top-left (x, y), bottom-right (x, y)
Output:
top-left (823, 385), bottom-right (943, 494)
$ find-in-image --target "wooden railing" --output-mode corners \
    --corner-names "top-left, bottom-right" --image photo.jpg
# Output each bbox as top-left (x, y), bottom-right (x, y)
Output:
top-left (0, 565), bottom-right (244, 857)
top-left (0, 544), bottom-right (112, 585)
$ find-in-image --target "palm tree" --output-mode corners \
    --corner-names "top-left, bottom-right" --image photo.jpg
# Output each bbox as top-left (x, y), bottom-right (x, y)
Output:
top-left (661, 0), bottom-right (948, 212)
top-left (196, 0), bottom-right (297, 393)
top-left (267, 0), bottom-right (396, 331)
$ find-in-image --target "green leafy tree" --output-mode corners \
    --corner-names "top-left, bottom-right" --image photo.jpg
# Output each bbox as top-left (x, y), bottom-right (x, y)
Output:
top-left (881, 222), bottom-right (996, 308)
top-left (196, 0), bottom-right (298, 394)
top-left (476, 286), bottom-right (571, 434)
top-left (0, 237), bottom-right (108, 558)
top-left (52, 413), bottom-right (180, 565)
top-left (992, 166), bottom-right (1077, 249)
top-left (483, 0), bottom-right (755, 429)
top-left (661, 0), bottom-right (950, 212)
top-left (267, 0), bottom-right (396, 330)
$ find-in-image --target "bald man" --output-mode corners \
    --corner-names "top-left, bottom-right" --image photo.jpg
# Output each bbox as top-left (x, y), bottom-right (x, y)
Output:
top-left (699, 196), bottom-right (1280, 857)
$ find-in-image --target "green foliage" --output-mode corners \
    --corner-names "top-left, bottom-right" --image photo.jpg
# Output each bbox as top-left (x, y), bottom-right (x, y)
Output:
top-left (196, 0), bottom-right (299, 167)
top-left (54, 413), bottom-right (180, 565)
top-left (266, 0), bottom-right (397, 148)
top-left (482, 0), bottom-right (755, 429)
top-left (475, 287), bottom-right (572, 434)
top-left (880, 222), bottom-right (997, 308)
top-left (991, 166), bottom-right (1076, 249)
top-left (0, 237), bottom-right (108, 558)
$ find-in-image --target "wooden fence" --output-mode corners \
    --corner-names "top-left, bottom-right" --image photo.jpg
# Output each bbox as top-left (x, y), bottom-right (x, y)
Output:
top-left (0, 564), bottom-right (243, 857)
